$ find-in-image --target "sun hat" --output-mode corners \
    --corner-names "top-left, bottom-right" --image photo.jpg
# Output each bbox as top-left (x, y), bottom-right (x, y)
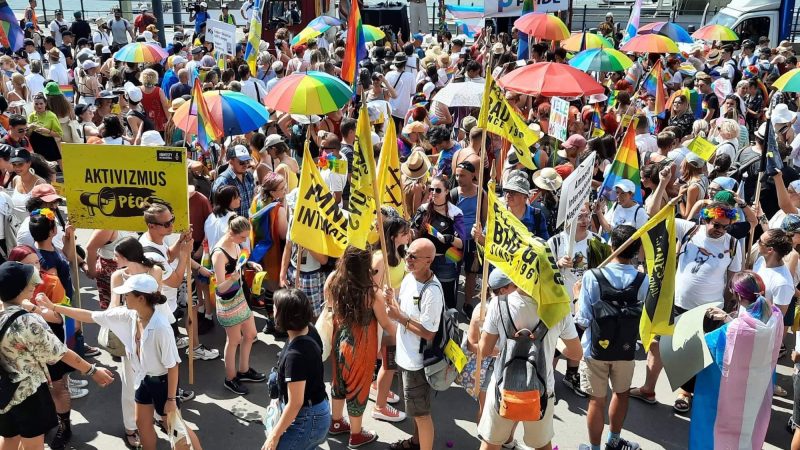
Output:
top-left (504, 170), bottom-right (531, 195)
top-left (81, 59), bottom-right (99, 71)
top-left (141, 130), bottom-right (166, 146)
top-left (488, 268), bottom-right (513, 290)
top-left (401, 149), bottom-right (431, 179)
top-left (264, 134), bottom-right (286, 148)
top-left (706, 49), bottom-right (721, 65)
top-left (124, 82), bottom-right (143, 102)
top-left (43, 81), bottom-right (61, 96)
top-left (587, 93), bottom-right (608, 104)
top-left (771, 103), bottom-right (795, 125)
top-left (402, 121), bottom-right (428, 135)
top-left (532, 167), bottom-right (563, 191)
top-left (112, 273), bottom-right (159, 295)
top-left (528, 123), bottom-right (544, 139)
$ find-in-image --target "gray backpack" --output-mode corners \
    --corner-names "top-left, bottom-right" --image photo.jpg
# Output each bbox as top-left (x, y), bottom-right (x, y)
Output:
top-left (494, 296), bottom-right (550, 422)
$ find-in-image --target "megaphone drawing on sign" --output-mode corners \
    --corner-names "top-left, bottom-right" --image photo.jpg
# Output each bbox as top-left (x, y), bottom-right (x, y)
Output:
top-left (80, 187), bottom-right (164, 217)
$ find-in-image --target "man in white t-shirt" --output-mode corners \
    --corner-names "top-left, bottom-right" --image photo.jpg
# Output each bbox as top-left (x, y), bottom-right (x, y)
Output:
top-left (754, 228), bottom-right (794, 374)
top-left (477, 269), bottom-right (582, 450)
top-left (386, 238), bottom-right (443, 450)
top-left (597, 179), bottom-right (649, 233)
top-left (385, 54), bottom-right (415, 129)
top-left (49, 10), bottom-right (68, 46)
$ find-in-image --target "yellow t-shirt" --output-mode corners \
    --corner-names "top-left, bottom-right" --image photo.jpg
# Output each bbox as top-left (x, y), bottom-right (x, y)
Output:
top-left (374, 250), bottom-right (406, 290)
top-left (28, 110), bottom-right (62, 135)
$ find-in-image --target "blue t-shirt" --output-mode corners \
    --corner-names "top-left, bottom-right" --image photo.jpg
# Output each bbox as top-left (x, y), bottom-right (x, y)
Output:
top-left (520, 204), bottom-right (549, 240)
top-left (194, 11), bottom-right (209, 34)
top-left (39, 248), bottom-right (73, 300)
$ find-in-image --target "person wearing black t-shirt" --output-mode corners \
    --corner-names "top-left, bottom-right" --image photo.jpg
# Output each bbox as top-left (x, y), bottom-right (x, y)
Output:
top-left (262, 289), bottom-right (330, 450)
top-left (695, 72), bottom-right (719, 123)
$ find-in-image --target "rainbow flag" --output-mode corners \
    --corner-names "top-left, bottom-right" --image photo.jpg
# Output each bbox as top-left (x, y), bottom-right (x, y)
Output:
top-left (59, 84), bottom-right (74, 101)
top-left (517, 0), bottom-right (535, 60)
top-left (236, 249), bottom-right (250, 271)
top-left (341, 0), bottom-right (366, 87)
top-left (599, 121), bottom-right (642, 203)
top-left (426, 224), bottom-right (463, 263)
top-left (190, 77), bottom-right (221, 150)
top-left (318, 153), bottom-right (348, 174)
top-left (244, 0), bottom-right (264, 76)
top-left (0, 1), bottom-right (23, 52)
top-left (591, 103), bottom-right (605, 138)
top-left (643, 59), bottom-right (667, 115)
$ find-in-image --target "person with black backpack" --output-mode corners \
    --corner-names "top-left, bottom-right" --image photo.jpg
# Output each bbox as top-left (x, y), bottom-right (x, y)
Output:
top-left (575, 225), bottom-right (648, 450)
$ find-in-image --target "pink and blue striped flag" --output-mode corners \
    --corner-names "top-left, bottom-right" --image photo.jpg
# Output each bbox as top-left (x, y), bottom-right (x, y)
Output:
top-left (622, 0), bottom-right (643, 45)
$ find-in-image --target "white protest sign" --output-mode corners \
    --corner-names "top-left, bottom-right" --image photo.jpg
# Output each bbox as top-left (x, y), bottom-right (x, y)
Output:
top-left (484, 0), bottom-right (568, 17)
top-left (206, 19), bottom-right (237, 56)
top-left (556, 151), bottom-right (596, 228)
top-left (549, 96), bottom-right (569, 143)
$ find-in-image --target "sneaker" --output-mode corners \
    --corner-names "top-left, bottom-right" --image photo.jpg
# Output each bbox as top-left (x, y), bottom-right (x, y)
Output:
top-left (780, 344), bottom-right (788, 359)
top-left (578, 445), bottom-right (592, 450)
top-left (562, 371), bottom-right (587, 398)
top-left (263, 318), bottom-right (288, 338)
top-left (369, 383), bottom-right (400, 404)
top-left (775, 385), bottom-right (789, 397)
top-left (237, 368), bottom-right (267, 382)
top-left (83, 344), bottom-right (101, 357)
top-left (372, 404), bottom-right (406, 422)
top-left (224, 378), bottom-right (249, 395)
top-left (176, 337), bottom-right (190, 349)
top-left (177, 388), bottom-right (195, 402)
top-left (329, 418), bottom-right (351, 435)
top-left (189, 344), bottom-right (220, 360)
top-left (501, 439), bottom-right (517, 449)
top-left (605, 437), bottom-right (641, 450)
top-left (67, 375), bottom-right (88, 388)
top-left (50, 420), bottom-right (72, 450)
top-left (349, 430), bottom-right (378, 448)
top-left (68, 384), bottom-right (89, 399)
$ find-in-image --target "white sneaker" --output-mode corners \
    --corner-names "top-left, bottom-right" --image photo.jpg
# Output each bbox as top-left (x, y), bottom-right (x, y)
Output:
top-left (69, 385), bottom-right (89, 399)
top-left (371, 404), bottom-right (407, 423)
top-left (175, 337), bottom-right (190, 349)
top-left (67, 375), bottom-right (88, 388)
top-left (578, 445), bottom-right (592, 450)
top-left (369, 384), bottom-right (400, 404)
top-left (189, 344), bottom-right (220, 360)
top-left (501, 439), bottom-right (517, 449)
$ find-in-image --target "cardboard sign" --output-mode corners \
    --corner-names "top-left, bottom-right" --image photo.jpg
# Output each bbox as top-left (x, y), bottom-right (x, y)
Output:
top-left (549, 96), bottom-right (569, 143)
top-left (206, 19), bottom-right (237, 56)
top-left (556, 151), bottom-right (596, 228)
top-left (62, 144), bottom-right (189, 232)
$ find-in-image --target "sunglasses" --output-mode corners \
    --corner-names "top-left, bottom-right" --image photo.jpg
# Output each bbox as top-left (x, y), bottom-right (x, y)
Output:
top-left (429, 187), bottom-right (444, 194)
top-left (149, 217), bottom-right (175, 228)
top-left (709, 221), bottom-right (730, 230)
top-left (405, 253), bottom-right (431, 261)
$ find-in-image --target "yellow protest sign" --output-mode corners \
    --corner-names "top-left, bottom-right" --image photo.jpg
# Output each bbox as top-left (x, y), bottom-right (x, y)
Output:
top-left (291, 144), bottom-right (348, 257)
top-left (485, 183), bottom-right (571, 328)
top-left (62, 144), bottom-right (189, 232)
top-left (347, 104), bottom-right (377, 250)
top-left (687, 136), bottom-right (716, 161)
top-left (477, 73), bottom-right (538, 170)
top-left (445, 339), bottom-right (468, 373)
top-left (376, 118), bottom-right (404, 216)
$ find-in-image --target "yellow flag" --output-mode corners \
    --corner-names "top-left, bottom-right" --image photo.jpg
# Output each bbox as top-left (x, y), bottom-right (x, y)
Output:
top-left (485, 183), bottom-right (570, 328)
top-left (477, 73), bottom-right (539, 170)
top-left (347, 104), bottom-right (376, 250)
top-left (687, 136), bottom-right (717, 162)
top-left (290, 143), bottom-right (348, 257)
top-left (376, 118), bottom-right (404, 216)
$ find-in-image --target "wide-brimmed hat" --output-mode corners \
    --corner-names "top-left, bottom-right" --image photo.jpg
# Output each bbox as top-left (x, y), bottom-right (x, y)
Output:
top-left (706, 49), bottom-right (721, 65)
top-left (504, 170), bottom-right (530, 195)
top-left (402, 121), bottom-right (428, 134)
top-left (393, 53), bottom-right (408, 65)
top-left (401, 150), bottom-right (431, 179)
top-left (532, 167), bottom-right (563, 191)
top-left (771, 103), bottom-right (795, 125)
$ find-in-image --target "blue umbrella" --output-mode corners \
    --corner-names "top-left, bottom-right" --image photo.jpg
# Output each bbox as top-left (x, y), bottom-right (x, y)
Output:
top-left (638, 21), bottom-right (694, 44)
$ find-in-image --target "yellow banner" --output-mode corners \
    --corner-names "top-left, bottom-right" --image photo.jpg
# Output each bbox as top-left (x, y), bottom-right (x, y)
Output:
top-left (347, 104), bottom-right (377, 250)
top-left (62, 144), bottom-right (189, 232)
top-left (687, 136), bottom-right (716, 162)
top-left (485, 184), bottom-right (570, 328)
top-left (477, 73), bottom-right (538, 170)
top-left (291, 144), bottom-right (348, 257)
top-left (376, 118), bottom-right (404, 217)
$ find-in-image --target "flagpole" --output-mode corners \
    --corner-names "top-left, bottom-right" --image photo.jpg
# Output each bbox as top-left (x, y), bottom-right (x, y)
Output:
top-left (746, 113), bottom-right (773, 269)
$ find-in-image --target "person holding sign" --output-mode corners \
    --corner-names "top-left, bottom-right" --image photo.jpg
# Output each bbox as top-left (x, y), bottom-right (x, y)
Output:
top-left (595, 180), bottom-right (649, 234)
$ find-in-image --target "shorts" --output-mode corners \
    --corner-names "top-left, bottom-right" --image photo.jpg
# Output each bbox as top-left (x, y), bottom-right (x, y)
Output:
top-left (286, 266), bottom-right (327, 315)
top-left (579, 358), bottom-right (635, 398)
top-left (477, 378), bottom-right (555, 449)
top-left (402, 368), bottom-right (433, 417)
top-left (462, 240), bottom-right (481, 275)
top-left (135, 374), bottom-right (180, 417)
top-left (0, 383), bottom-right (57, 438)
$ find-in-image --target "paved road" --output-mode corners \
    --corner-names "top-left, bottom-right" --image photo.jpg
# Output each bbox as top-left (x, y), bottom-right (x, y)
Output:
top-left (54, 231), bottom-right (793, 449)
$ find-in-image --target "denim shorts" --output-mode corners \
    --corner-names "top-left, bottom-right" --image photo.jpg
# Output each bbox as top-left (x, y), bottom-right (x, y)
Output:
top-left (277, 398), bottom-right (331, 450)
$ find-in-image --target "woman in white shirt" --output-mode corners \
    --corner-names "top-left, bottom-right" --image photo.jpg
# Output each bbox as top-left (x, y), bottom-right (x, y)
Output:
top-left (39, 274), bottom-right (203, 450)
top-left (203, 185), bottom-right (240, 251)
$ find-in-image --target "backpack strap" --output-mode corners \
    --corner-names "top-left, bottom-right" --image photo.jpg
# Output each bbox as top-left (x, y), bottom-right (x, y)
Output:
top-left (0, 310), bottom-right (27, 342)
top-left (142, 245), bottom-right (166, 259)
top-left (677, 224), bottom-right (700, 259)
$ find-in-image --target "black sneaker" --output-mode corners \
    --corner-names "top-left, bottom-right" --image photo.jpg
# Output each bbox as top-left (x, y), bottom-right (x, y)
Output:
top-left (224, 377), bottom-right (249, 395)
top-left (177, 388), bottom-right (195, 402)
top-left (263, 318), bottom-right (288, 338)
top-left (605, 437), bottom-right (641, 450)
top-left (780, 344), bottom-right (788, 359)
top-left (237, 368), bottom-right (267, 382)
top-left (461, 302), bottom-right (475, 320)
top-left (562, 371), bottom-right (587, 398)
top-left (50, 420), bottom-right (72, 450)
top-left (83, 344), bottom-right (101, 357)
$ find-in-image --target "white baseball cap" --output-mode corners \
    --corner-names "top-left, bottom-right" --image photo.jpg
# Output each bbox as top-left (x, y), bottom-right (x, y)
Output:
top-left (172, 55), bottom-right (188, 66)
top-left (614, 179), bottom-right (636, 194)
top-left (81, 59), bottom-right (99, 70)
top-left (112, 273), bottom-right (159, 295)
top-left (141, 130), bottom-right (165, 146)
top-left (124, 82), bottom-right (142, 102)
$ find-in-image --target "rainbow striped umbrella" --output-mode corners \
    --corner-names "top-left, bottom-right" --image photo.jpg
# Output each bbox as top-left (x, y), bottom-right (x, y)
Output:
top-left (561, 32), bottom-right (613, 51)
top-left (692, 24), bottom-right (739, 42)
top-left (514, 13), bottom-right (569, 41)
top-left (264, 71), bottom-right (353, 115)
top-left (638, 21), bottom-right (694, 44)
top-left (290, 27), bottom-right (321, 45)
top-left (772, 68), bottom-right (800, 92)
top-left (113, 42), bottom-right (168, 63)
top-left (172, 90), bottom-right (270, 135)
top-left (569, 48), bottom-right (634, 72)
top-left (363, 25), bottom-right (386, 42)
top-left (308, 15), bottom-right (342, 31)
top-left (620, 34), bottom-right (679, 54)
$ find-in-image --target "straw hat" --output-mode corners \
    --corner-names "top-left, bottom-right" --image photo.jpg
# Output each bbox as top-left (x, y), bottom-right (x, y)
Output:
top-left (532, 167), bottom-right (563, 191)
top-left (169, 97), bottom-right (187, 113)
top-left (402, 121), bottom-right (428, 135)
top-left (401, 149), bottom-right (431, 179)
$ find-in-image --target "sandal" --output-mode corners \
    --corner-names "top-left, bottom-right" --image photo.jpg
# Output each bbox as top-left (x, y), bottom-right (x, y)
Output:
top-left (124, 430), bottom-right (141, 448)
top-left (673, 394), bottom-right (692, 413)
top-left (389, 438), bottom-right (421, 450)
top-left (629, 387), bottom-right (657, 405)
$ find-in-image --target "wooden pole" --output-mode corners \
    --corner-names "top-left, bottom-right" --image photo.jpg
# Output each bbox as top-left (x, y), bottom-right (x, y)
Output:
top-left (746, 172), bottom-right (764, 269)
top-left (185, 171), bottom-right (194, 384)
top-left (295, 119), bottom-right (315, 285)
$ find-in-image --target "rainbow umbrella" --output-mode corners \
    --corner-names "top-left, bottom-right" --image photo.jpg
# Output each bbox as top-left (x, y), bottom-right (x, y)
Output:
top-left (264, 71), bottom-right (353, 115)
top-left (363, 25), bottom-right (386, 42)
top-left (308, 15), bottom-right (342, 31)
top-left (498, 62), bottom-right (605, 97)
top-left (290, 27), bottom-right (322, 45)
top-left (692, 24), bottom-right (739, 42)
top-left (113, 42), bottom-right (168, 63)
top-left (514, 12), bottom-right (570, 41)
top-left (772, 68), bottom-right (800, 92)
top-left (638, 21), bottom-right (694, 44)
top-left (620, 34), bottom-right (679, 54)
top-left (561, 32), bottom-right (613, 51)
top-left (569, 48), bottom-right (634, 72)
top-left (172, 90), bottom-right (270, 135)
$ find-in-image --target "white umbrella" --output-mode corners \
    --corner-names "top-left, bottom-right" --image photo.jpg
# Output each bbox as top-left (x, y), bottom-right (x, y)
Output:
top-left (432, 80), bottom-right (484, 107)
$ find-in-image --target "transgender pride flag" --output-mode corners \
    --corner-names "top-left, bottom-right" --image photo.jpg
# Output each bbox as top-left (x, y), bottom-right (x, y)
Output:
top-left (621, 0), bottom-right (643, 45)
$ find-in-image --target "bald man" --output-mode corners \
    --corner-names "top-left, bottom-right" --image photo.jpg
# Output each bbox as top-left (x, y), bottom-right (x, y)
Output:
top-left (387, 238), bottom-right (442, 450)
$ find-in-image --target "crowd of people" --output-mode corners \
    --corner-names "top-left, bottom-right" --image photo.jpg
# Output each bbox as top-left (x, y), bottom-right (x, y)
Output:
top-left (0, 2), bottom-right (799, 450)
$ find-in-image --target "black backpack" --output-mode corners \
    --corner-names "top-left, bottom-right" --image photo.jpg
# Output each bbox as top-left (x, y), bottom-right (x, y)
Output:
top-left (725, 60), bottom-right (742, 88)
top-left (0, 310), bottom-right (28, 409)
top-left (417, 279), bottom-right (463, 391)
top-left (588, 268), bottom-right (644, 361)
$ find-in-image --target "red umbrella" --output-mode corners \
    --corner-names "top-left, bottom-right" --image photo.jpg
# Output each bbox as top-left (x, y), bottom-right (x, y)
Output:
top-left (497, 62), bottom-right (605, 97)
